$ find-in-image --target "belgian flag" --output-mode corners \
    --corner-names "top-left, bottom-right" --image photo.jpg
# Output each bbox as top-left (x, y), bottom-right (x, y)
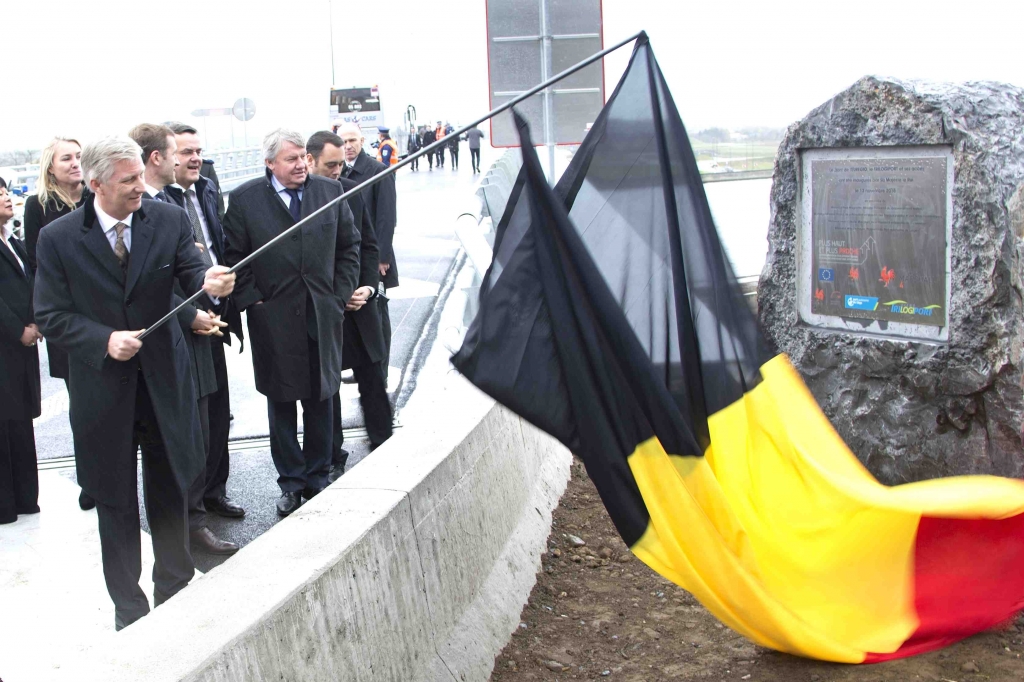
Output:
top-left (452, 34), bottom-right (1024, 662)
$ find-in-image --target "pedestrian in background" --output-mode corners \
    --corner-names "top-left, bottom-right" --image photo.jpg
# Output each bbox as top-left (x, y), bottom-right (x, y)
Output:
top-left (466, 125), bottom-right (485, 173)
top-left (21, 137), bottom-right (93, 511)
top-left (407, 127), bottom-right (422, 171)
top-left (0, 176), bottom-right (41, 525)
top-left (435, 121), bottom-right (446, 168)
top-left (448, 127), bottom-right (460, 170)
top-left (421, 125), bottom-right (437, 170)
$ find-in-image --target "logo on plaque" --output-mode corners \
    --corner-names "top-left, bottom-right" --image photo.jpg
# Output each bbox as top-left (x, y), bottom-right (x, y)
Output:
top-left (800, 148), bottom-right (951, 340)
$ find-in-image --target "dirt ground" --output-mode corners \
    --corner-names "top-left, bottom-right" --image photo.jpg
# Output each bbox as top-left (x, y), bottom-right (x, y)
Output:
top-left (489, 458), bottom-right (1024, 682)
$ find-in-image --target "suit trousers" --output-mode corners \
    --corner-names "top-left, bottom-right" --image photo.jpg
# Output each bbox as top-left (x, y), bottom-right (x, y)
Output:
top-left (0, 418), bottom-right (39, 523)
top-left (187, 395), bottom-right (211, 531)
top-left (267, 337), bottom-right (332, 493)
top-left (331, 360), bottom-right (393, 465)
top-left (203, 338), bottom-right (231, 501)
top-left (449, 146), bottom-right (459, 169)
top-left (470, 148), bottom-right (481, 172)
top-left (380, 296), bottom-right (392, 380)
top-left (95, 376), bottom-right (194, 630)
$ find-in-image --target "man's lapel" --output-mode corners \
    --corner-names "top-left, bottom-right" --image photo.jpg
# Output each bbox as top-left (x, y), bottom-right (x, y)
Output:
top-left (125, 205), bottom-right (155, 296)
top-left (81, 215), bottom-right (126, 286)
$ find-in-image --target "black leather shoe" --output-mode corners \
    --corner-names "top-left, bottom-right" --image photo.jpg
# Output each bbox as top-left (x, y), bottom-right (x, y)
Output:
top-left (205, 495), bottom-right (245, 518)
top-left (302, 486), bottom-right (324, 501)
top-left (16, 504), bottom-right (40, 515)
top-left (276, 492), bottom-right (302, 516)
top-left (327, 464), bottom-right (345, 483)
top-left (79, 491), bottom-right (96, 511)
top-left (190, 527), bottom-right (239, 555)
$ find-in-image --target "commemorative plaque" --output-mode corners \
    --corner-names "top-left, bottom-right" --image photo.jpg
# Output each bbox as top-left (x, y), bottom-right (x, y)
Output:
top-left (798, 146), bottom-right (952, 340)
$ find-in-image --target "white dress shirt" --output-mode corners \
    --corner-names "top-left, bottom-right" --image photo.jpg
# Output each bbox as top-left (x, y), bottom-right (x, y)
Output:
top-left (171, 183), bottom-right (218, 267)
top-left (94, 199), bottom-right (133, 252)
top-left (269, 174), bottom-right (303, 210)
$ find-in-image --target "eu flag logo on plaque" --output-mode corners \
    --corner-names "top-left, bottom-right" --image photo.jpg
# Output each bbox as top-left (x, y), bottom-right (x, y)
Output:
top-left (818, 268), bottom-right (835, 282)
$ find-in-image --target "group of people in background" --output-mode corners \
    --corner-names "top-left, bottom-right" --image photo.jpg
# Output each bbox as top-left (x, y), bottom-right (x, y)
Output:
top-left (407, 121), bottom-right (485, 174)
top-left (0, 121), bottom-right (397, 632)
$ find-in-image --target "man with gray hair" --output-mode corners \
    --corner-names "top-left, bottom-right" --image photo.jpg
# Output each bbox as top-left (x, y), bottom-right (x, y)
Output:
top-left (33, 136), bottom-right (236, 630)
top-left (223, 129), bottom-right (360, 516)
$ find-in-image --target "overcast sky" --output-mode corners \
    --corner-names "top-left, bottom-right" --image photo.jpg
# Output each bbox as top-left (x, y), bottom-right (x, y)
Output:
top-left (4, 0), bottom-right (1023, 152)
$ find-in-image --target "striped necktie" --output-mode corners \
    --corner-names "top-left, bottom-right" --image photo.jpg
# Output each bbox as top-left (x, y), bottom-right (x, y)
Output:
top-left (185, 189), bottom-right (214, 266)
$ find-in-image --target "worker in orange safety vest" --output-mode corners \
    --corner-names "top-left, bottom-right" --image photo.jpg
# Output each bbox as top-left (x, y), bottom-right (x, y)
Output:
top-left (376, 127), bottom-right (399, 166)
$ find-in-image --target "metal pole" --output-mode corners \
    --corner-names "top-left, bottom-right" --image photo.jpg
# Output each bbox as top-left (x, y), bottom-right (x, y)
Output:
top-left (540, 0), bottom-right (556, 180)
top-left (328, 0), bottom-right (336, 86)
top-left (139, 31), bottom-right (646, 340)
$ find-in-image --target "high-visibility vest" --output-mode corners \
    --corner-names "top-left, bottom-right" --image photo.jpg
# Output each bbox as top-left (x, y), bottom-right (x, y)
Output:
top-left (377, 139), bottom-right (399, 166)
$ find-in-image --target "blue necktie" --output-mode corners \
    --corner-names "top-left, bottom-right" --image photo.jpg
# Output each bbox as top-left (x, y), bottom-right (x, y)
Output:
top-left (285, 188), bottom-right (302, 222)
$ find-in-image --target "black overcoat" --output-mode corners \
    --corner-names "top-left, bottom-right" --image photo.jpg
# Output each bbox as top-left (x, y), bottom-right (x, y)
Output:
top-left (345, 151), bottom-right (399, 289)
top-left (223, 172), bottom-right (360, 402)
top-left (163, 176), bottom-right (244, 349)
top-left (339, 176), bottom-right (385, 370)
top-left (144, 194), bottom-right (218, 399)
top-left (0, 237), bottom-right (41, 420)
top-left (23, 190), bottom-right (90, 379)
top-left (33, 199), bottom-right (208, 505)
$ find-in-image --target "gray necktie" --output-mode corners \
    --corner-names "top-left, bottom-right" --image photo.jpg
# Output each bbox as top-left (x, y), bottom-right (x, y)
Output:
top-left (185, 189), bottom-right (214, 267)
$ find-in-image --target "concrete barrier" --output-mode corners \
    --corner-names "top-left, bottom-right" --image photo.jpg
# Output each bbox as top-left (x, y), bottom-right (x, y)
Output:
top-left (51, 261), bottom-right (572, 682)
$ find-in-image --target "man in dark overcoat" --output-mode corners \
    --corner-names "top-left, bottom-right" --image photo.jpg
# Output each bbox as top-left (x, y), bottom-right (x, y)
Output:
top-left (338, 123), bottom-right (399, 375)
top-left (0, 177), bottom-right (42, 524)
top-left (164, 122), bottom-right (247, 527)
top-left (223, 129), bottom-right (360, 516)
top-left (130, 122), bottom-right (238, 556)
top-left (304, 131), bottom-right (392, 480)
top-left (33, 137), bottom-right (236, 629)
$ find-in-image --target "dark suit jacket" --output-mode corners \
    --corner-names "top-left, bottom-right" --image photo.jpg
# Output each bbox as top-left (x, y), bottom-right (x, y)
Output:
top-left (34, 199), bottom-right (208, 505)
top-left (199, 159), bottom-right (225, 221)
top-left (345, 151), bottom-right (399, 289)
top-left (223, 171), bottom-right (360, 402)
top-left (163, 176), bottom-right (244, 349)
top-left (0, 236), bottom-right (41, 420)
top-left (144, 193), bottom-right (217, 399)
top-left (338, 177), bottom-right (385, 370)
top-left (23, 190), bottom-right (90, 379)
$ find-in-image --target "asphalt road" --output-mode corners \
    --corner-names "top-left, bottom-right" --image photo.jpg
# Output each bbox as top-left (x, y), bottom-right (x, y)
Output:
top-left (41, 146), bottom-right (498, 572)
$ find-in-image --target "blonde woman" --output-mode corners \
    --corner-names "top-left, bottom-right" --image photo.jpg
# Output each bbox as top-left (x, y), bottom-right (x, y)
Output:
top-left (24, 138), bottom-right (87, 270)
top-left (23, 137), bottom-right (91, 509)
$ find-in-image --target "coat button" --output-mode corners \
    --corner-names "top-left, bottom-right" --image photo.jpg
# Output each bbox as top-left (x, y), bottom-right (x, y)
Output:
top-left (126, 299), bottom-right (132, 307)
top-left (295, 308), bottom-right (301, 316)
top-left (291, 235), bottom-right (298, 241)
top-left (120, 376), bottom-right (129, 385)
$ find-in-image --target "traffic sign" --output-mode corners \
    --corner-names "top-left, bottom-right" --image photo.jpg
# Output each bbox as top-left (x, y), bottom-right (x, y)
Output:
top-left (233, 98), bottom-right (256, 122)
top-left (486, 0), bottom-right (604, 148)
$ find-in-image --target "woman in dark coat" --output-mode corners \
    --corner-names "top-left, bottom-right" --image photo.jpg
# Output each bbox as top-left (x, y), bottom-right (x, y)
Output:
top-left (0, 177), bottom-right (42, 524)
top-left (23, 137), bottom-right (88, 378)
top-left (22, 137), bottom-right (91, 510)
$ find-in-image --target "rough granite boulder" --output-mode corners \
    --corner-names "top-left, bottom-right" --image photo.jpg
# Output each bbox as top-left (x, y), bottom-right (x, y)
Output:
top-left (758, 76), bottom-right (1024, 484)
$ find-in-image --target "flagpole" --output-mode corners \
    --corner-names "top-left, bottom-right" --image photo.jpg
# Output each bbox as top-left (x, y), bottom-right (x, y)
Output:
top-left (139, 30), bottom-right (647, 340)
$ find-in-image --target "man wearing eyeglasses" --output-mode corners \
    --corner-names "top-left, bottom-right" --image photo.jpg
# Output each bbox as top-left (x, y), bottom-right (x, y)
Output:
top-left (162, 123), bottom-right (247, 527)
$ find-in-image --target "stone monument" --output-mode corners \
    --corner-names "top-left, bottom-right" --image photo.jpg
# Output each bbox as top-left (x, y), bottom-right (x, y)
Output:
top-left (758, 76), bottom-right (1024, 484)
